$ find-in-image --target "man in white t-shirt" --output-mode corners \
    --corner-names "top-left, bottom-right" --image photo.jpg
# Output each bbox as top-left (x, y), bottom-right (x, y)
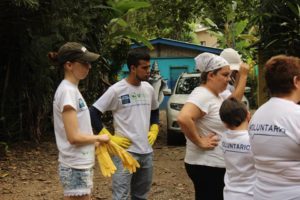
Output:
top-left (90, 50), bottom-right (159, 200)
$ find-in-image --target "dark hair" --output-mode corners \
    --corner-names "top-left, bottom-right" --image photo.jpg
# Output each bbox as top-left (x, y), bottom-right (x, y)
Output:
top-left (265, 55), bottom-right (300, 96)
top-left (127, 50), bottom-right (150, 71)
top-left (200, 67), bottom-right (222, 84)
top-left (48, 51), bottom-right (60, 66)
top-left (219, 97), bottom-right (248, 127)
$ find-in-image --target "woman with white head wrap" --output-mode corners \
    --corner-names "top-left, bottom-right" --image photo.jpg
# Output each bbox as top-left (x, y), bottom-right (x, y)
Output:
top-left (177, 52), bottom-right (249, 200)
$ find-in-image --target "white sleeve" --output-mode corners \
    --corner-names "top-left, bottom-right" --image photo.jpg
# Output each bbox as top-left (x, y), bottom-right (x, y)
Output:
top-left (186, 88), bottom-right (210, 114)
top-left (219, 89), bottom-right (232, 99)
top-left (93, 87), bottom-right (118, 113)
top-left (58, 88), bottom-right (77, 112)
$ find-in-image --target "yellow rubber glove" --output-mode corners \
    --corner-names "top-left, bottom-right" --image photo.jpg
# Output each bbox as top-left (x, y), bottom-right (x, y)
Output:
top-left (99, 128), bottom-right (132, 149)
top-left (148, 124), bottom-right (159, 146)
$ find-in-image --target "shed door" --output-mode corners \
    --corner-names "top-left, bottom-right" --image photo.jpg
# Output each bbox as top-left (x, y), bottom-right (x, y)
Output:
top-left (170, 67), bottom-right (188, 90)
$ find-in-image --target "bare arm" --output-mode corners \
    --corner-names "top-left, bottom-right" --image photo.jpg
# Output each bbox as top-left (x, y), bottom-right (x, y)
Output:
top-left (177, 103), bottom-right (219, 150)
top-left (230, 62), bottom-right (249, 100)
top-left (62, 106), bottom-right (109, 145)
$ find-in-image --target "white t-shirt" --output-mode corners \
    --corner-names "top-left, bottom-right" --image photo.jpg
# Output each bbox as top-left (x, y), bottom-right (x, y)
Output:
top-left (249, 97), bottom-right (300, 200)
top-left (219, 84), bottom-right (235, 99)
top-left (53, 80), bottom-right (95, 169)
top-left (221, 130), bottom-right (255, 200)
top-left (93, 79), bottom-right (159, 154)
top-left (184, 86), bottom-right (226, 168)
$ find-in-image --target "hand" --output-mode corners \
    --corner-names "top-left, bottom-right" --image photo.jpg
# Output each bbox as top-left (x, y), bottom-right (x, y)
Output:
top-left (99, 128), bottom-right (131, 149)
top-left (95, 141), bottom-right (101, 147)
top-left (96, 134), bottom-right (110, 143)
top-left (148, 124), bottom-right (159, 146)
top-left (239, 62), bottom-right (250, 76)
top-left (110, 135), bottom-right (132, 149)
top-left (198, 133), bottom-right (220, 150)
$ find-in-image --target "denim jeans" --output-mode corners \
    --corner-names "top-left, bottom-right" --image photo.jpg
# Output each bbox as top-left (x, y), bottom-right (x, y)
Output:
top-left (112, 152), bottom-right (153, 200)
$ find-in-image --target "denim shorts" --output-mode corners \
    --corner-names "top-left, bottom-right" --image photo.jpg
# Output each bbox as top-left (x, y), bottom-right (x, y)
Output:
top-left (58, 164), bottom-right (93, 197)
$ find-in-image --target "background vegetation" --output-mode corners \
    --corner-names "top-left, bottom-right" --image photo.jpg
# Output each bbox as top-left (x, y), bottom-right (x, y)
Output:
top-left (0, 0), bottom-right (299, 149)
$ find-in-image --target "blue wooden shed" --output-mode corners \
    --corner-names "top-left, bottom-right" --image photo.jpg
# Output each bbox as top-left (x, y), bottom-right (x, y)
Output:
top-left (119, 38), bottom-right (223, 108)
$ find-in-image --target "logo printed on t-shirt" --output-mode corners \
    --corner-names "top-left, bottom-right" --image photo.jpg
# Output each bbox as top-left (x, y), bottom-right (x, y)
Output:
top-left (121, 94), bottom-right (131, 104)
top-left (249, 123), bottom-right (287, 138)
top-left (130, 92), bottom-right (146, 103)
top-left (81, 150), bottom-right (92, 156)
top-left (221, 141), bottom-right (251, 153)
top-left (79, 98), bottom-right (86, 109)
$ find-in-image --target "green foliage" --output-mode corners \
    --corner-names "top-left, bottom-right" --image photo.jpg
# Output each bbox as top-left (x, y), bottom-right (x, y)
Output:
top-left (0, 0), bottom-right (151, 143)
top-left (107, 0), bottom-right (150, 14)
top-left (255, 0), bottom-right (300, 60)
top-left (203, 2), bottom-right (259, 57)
top-left (12, 0), bottom-right (39, 9)
top-left (253, 0), bottom-right (299, 105)
top-left (129, 0), bottom-right (205, 41)
top-left (104, 0), bottom-right (153, 50)
top-left (201, 0), bottom-right (260, 108)
top-left (2, 0), bottom-right (297, 142)
top-left (201, 0), bottom-right (260, 30)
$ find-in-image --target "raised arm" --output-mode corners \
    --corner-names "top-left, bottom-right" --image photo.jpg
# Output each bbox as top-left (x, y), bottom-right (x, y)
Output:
top-left (230, 62), bottom-right (249, 101)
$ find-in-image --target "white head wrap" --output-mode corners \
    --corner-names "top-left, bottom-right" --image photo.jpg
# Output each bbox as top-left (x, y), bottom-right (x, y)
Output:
top-left (194, 52), bottom-right (229, 72)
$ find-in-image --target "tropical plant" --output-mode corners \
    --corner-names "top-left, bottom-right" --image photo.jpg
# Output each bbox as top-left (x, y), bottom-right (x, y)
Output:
top-left (0, 0), bottom-right (155, 145)
top-left (201, 1), bottom-right (259, 108)
top-left (128, 0), bottom-right (206, 41)
top-left (256, 0), bottom-right (300, 59)
top-left (254, 0), bottom-right (300, 105)
top-left (101, 0), bottom-right (153, 49)
top-left (202, 1), bottom-right (259, 56)
top-left (200, 0), bottom-right (260, 30)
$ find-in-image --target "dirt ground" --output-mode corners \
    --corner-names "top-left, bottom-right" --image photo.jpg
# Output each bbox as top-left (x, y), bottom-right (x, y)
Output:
top-left (0, 111), bottom-right (194, 200)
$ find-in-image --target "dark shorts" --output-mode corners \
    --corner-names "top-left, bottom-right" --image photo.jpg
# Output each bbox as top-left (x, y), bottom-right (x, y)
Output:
top-left (185, 163), bottom-right (225, 200)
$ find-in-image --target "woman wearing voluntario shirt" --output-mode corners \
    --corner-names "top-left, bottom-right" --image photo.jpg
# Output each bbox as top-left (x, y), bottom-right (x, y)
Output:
top-left (249, 55), bottom-right (300, 200)
top-left (177, 53), bottom-right (249, 200)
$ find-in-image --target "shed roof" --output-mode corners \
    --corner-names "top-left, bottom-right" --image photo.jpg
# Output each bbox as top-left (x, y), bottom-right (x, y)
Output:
top-left (131, 37), bottom-right (222, 55)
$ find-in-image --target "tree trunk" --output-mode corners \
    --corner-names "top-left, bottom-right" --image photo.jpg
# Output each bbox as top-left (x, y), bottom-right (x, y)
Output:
top-left (257, 49), bottom-right (268, 106)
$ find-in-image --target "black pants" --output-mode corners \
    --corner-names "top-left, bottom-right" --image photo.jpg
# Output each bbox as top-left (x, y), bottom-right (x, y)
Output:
top-left (185, 163), bottom-right (225, 200)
